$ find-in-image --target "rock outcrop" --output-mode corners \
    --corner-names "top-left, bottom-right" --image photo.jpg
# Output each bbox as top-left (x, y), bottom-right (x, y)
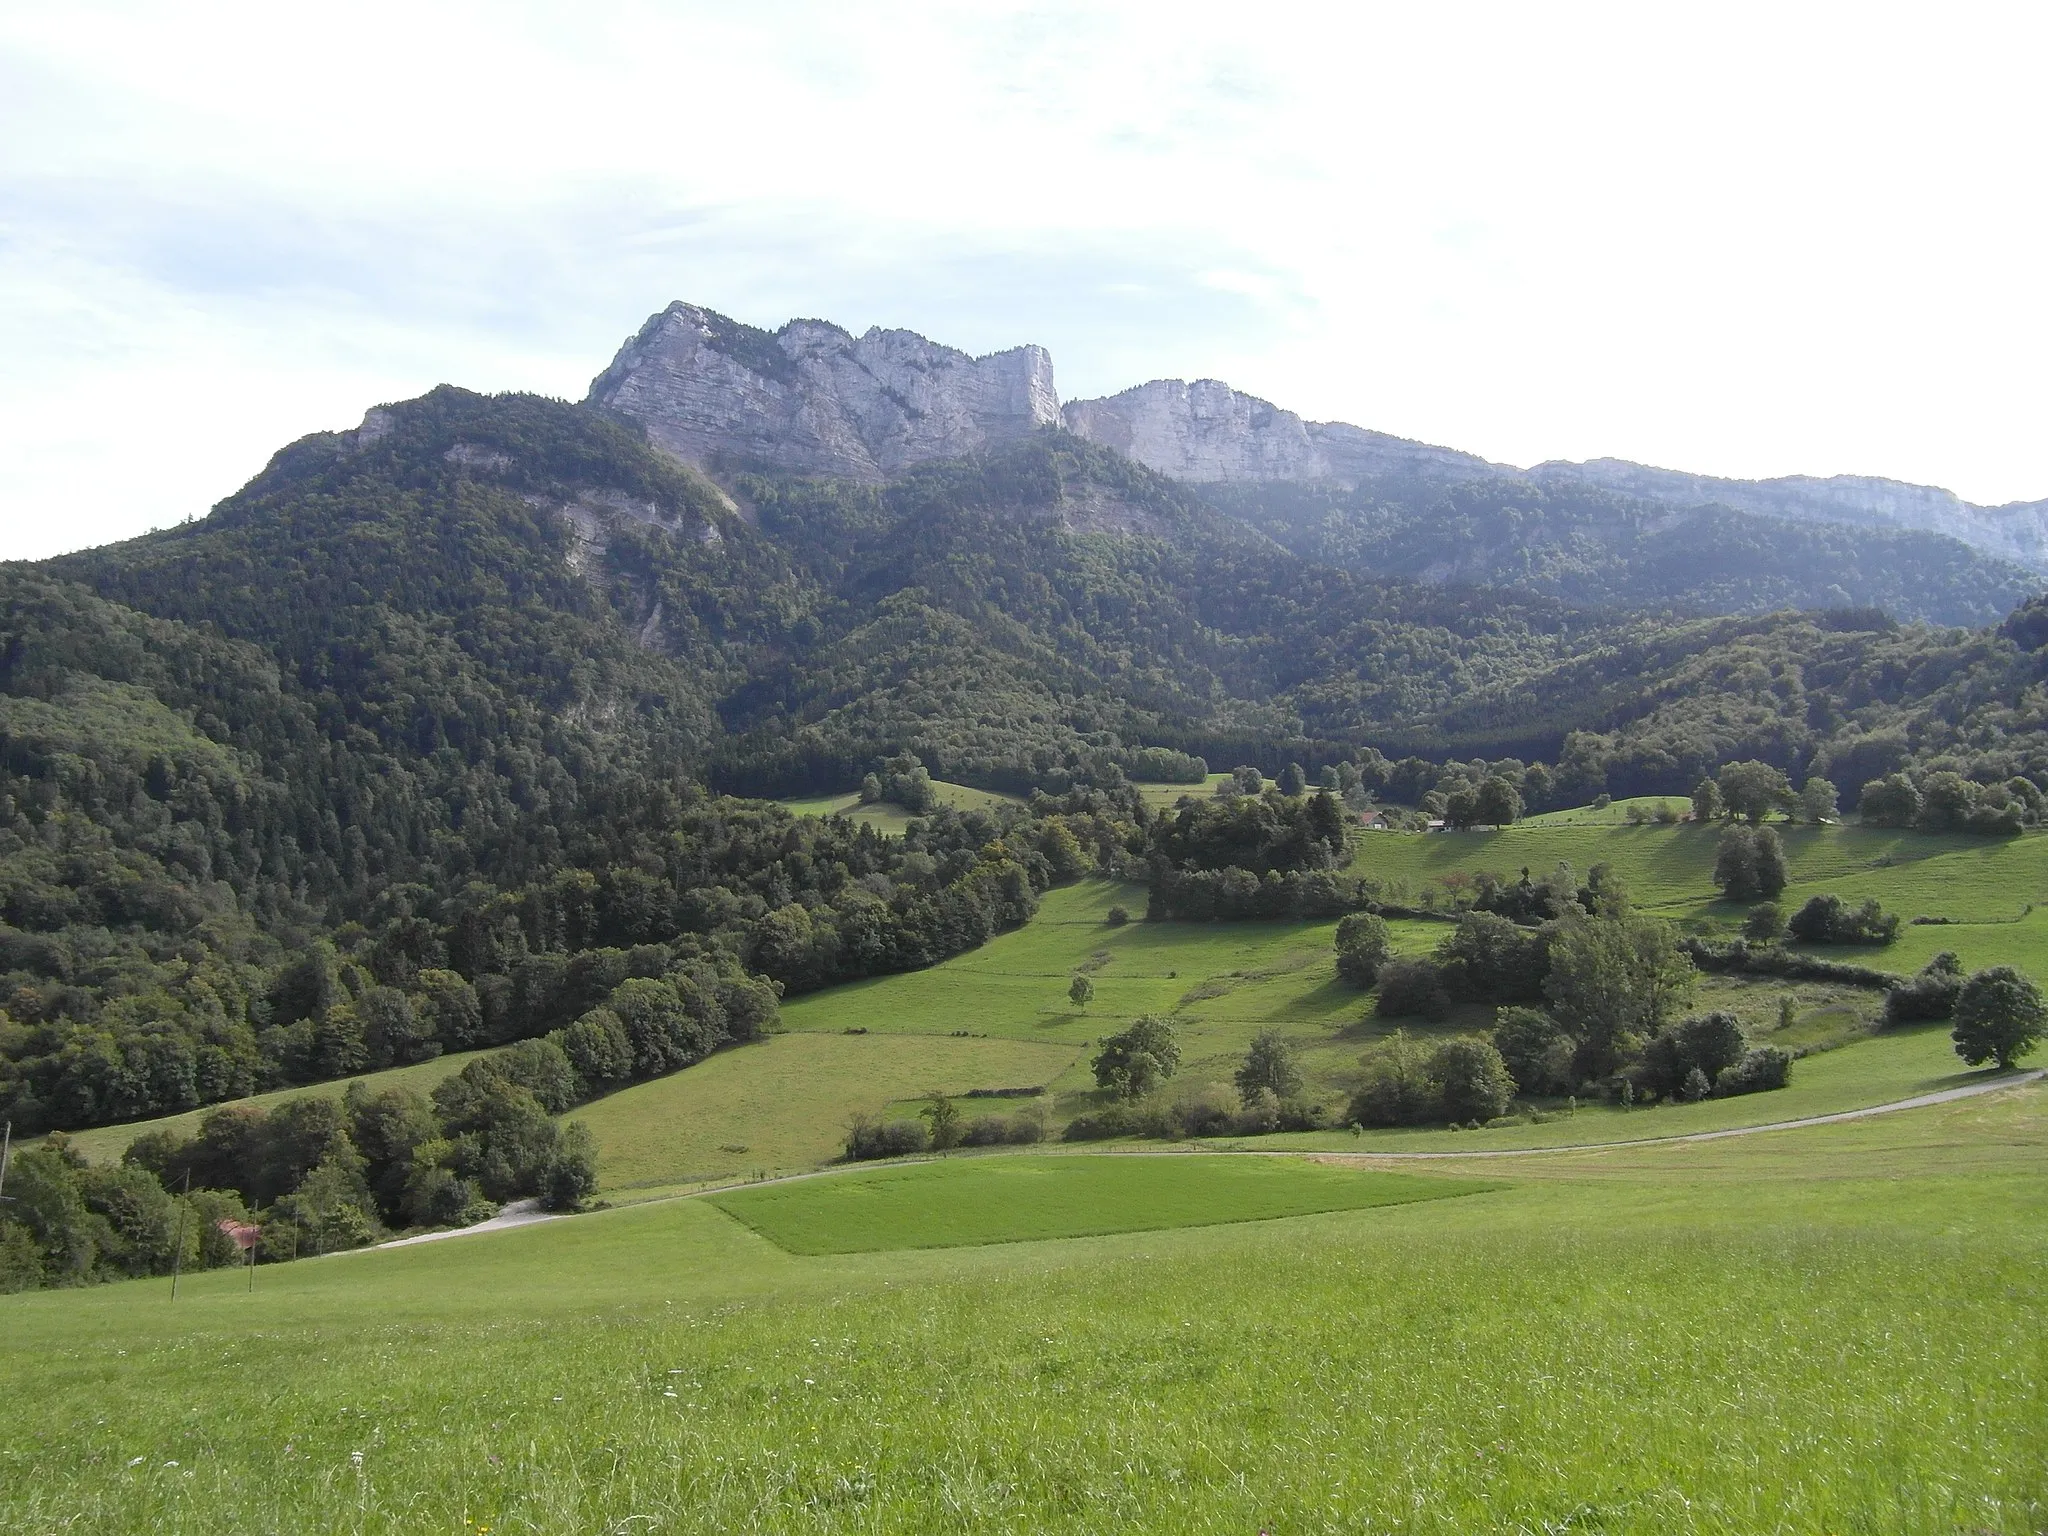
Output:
top-left (587, 302), bottom-right (1060, 481)
top-left (1060, 379), bottom-right (1504, 485)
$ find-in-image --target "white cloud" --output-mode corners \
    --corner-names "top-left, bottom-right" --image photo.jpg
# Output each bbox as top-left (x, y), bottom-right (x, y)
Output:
top-left (2, 0), bottom-right (2045, 559)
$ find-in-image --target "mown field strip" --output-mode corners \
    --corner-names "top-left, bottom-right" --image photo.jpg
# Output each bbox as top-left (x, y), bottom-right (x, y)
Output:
top-left (704, 1153), bottom-right (1497, 1253)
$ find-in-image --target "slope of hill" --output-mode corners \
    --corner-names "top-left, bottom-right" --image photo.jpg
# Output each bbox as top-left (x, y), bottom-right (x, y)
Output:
top-left (1203, 478), bottom-right (2036, 625)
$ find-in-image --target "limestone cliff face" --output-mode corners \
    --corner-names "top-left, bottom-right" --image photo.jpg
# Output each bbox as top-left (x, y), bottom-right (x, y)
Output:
top-left (1061, 379), bottom-right (1503, 485)
top-left (588, 302), bottom-right (1060, 481)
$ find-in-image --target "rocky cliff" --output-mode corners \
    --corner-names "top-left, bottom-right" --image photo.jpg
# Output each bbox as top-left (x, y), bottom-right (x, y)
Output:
top-left (589, 302), bottom-right (2047, 571)
top-left (1061, 379), bottom-right (1502, 485)
top-left (587, 302), bottom-right (1060, 481)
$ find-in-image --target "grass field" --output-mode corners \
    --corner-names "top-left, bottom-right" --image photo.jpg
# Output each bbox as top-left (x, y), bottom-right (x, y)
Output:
top-left (1128, 773), bottom-right (1231, 810)
top-left (573, 1032), bottom-right (1081, 1192)
top-left (775, 779), bottom-right (1021, 835)
top-left (707, 1154), bottom-right (1494, 1253)
top-left (2, 1082), bottom-right (2040, 1533)
top-left (69, 820), bottom-right (2047, 1180)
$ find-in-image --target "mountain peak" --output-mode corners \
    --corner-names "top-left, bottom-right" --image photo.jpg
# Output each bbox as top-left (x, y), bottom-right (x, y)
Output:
top-left (587, 302), bottom-right (1060, 481)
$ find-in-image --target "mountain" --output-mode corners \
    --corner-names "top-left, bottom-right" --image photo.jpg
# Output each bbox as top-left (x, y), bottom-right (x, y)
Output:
top-left (1061, 378), bottom-right (1502, 485)
top-left (1060, 373), bottom-right (2048, 572)
top-left (585, 303), bottom-right (2042, 619)
top-left (12, 364), bottom-right (2048, 1140)
top-left (587, 301), bottom-right (1059, 481)
top-left (1202, 477), bottom-right (2036, 627)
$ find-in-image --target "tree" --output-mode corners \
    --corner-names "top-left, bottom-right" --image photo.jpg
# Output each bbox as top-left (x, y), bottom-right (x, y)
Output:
top-left (1742, 902), bottom-right (1785, 943)
top-left (1234, 1029), bottom-right (1304, 1105)
top-left (1542, 913), bottom-right (1696, 1079)
top-left (1857, 773), bottom-right (1921, 828)
top-left (1091, 1016), bottom-right (1181, 1100)
top-left (1334, 913), bottom-right (1393, 987)
top-left (1473, 775), bottom-right (1524, 829)
top-left (1950, 966), bottom-right (2046, 1069)
top-left (1434, 912), bottom-right (1546, 1004)
top-left (1751, 827), bottom-right (1789, 898)
top-left (1691, 777), bottom-right (1725, 823)
top-left (560, 1007), bottom-right (634, 1092)
top-left (1376, 957), bottom-right (1451, 1021)
top-left (921, 1091), bottom-right (963, 1151)
top-left (1716, 761), bottom-right (1793, 824)
top-left (1348, 1031), bottom-right (1437, 1127)
top-left (540, 1122), bottom-right (600, 1210)
top-left (1068, 975), bottom-right (1094, 1009)
top-left (1714, 826), bottom-right (1788, 902)
top-left (1798, 776), bottom-right (1839, 823)
top-left (1278, 762), bottom-right (1307, 796)
top-left (1429, 1038), bottom-right (1515, 1123)
top-left (1491, 1006), bottom-right (1576, 1096)
top-left (1639, 1012), bottom-right (1747, 1099)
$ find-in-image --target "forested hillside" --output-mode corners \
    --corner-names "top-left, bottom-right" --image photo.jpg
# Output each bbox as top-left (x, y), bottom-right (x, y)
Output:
top-left (1205, 478), bottom-right (2036, 626)
top-left (8, 383), bottom-right (2048, 1145)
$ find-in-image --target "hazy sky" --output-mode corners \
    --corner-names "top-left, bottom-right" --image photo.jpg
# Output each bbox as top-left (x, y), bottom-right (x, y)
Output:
top-left (4, 2), bottom-right (2044, 558)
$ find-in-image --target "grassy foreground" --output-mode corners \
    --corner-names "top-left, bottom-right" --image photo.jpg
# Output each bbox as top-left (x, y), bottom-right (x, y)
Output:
top-left (2, 1083), bottom-right (2041, 1534)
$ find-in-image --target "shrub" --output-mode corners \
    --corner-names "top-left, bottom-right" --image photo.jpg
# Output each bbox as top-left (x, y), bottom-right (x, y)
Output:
top-left (1884, 952), bottom-right (1964, 1025)
top-left (1106, 905), bottom-right (1130, 927)
top-left (1715, 1047), bottom-right (1792, 1096)
top-left (1376, 957), bottom-right (1451, 1021)
top-left (844, 1115), bottom-right (931, 1161)
top-left (1349, 1031), bottom-right (1438, 1127)
top-left (1787, 894), bottom-right (1898, 946)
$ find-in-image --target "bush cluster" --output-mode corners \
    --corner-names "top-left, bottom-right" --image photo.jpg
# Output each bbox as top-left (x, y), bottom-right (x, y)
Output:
top-left (1786, 894), bottom-right (1899, 946)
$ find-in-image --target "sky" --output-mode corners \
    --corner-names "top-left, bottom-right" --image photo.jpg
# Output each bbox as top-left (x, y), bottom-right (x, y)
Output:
top-left (3, 1), bottom-right (2045, 559)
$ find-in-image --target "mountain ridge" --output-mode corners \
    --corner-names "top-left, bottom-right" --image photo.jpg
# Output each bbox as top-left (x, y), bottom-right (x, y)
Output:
top-left (583, 300), bottom-right (2046, 572)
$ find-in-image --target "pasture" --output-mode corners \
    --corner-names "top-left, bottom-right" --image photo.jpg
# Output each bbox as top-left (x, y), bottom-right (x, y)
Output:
top-left (1, 1082), bottom-right (2040, 1534)
top-left (572, 1032), bottom-right (1081, 1193)
top-left (774, 779), bottom-right (1020, 835)
top-left (56, 819), bottom-right (2048, 1196)
top-left (707, 1154), bottom-right (1493, 1253)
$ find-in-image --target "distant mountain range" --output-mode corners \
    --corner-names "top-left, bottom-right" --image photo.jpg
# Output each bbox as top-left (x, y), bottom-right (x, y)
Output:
top-left (586, 302), bottom-right (2047, 622)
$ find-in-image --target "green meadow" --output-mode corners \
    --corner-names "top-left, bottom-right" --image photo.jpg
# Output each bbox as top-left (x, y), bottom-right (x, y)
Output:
top-left (2, 1083), bottom-right (2040, 1534)
top-left (68, 819), bottom-right (2048, 1189)
top-left (775, 779), bottom-right (1022, 835)
top-left (707, 1154), bottom-right (1493, 1253)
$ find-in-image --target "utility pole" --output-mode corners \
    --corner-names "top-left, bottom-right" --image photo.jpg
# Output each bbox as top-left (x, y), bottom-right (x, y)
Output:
top-left (0, 1120), bottom-right (11, 1204)
top-left (170, 1170), bottom-right (190, 1302)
